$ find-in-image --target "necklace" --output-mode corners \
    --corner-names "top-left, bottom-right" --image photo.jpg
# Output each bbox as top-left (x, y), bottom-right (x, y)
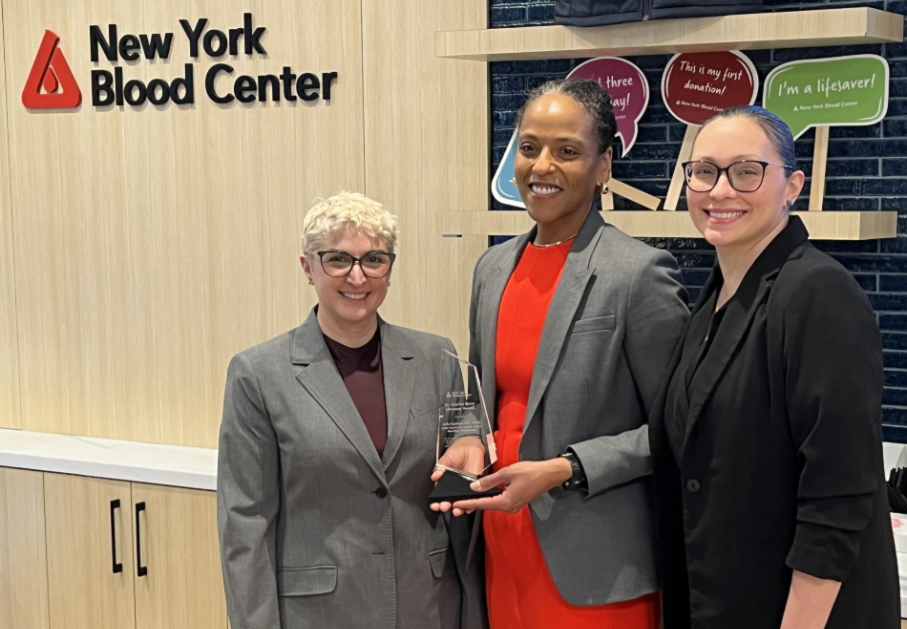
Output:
top-left (531, 233), bottom-right (578, 248)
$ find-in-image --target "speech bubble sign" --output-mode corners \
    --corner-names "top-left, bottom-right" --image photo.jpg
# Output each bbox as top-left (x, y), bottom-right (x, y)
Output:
top-left (763, 54), bottom-right (889, 140)
top-left (567, 57), bottom-right (649, 158)
top-left (491, 129), bottom-right (524, 208)
top-left (661, 51), bottom-right (758, 125)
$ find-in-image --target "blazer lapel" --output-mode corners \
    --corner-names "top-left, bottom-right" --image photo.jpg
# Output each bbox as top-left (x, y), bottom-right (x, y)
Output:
top-left (291, 310), bottom-right (386, 482)
top-left (379, 321), bottom-right (416, 471)
top-left (682, 274), bottom-right (770, 447)
top-left (684, 216), bottom-right (810, 447)
top-left (480, 231), bottom-right (532, 427)
top-left (523, 210), bottom-right (603, 434)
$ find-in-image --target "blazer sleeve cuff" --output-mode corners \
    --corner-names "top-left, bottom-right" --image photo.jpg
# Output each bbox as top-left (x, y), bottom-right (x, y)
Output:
top-left (785, 520), bottom-right (863, 582)
top-left (567, 425), bottom-right (651, 497)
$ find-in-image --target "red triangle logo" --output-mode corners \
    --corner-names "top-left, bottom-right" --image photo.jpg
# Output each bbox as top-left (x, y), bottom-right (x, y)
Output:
top-left (22, 30), bottom-right (81, 109)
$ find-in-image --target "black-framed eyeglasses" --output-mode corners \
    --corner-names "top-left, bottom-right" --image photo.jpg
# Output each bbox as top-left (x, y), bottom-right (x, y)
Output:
top-left (316, 250), bottom-right (396, 278)
top-left (682, 160), bottom-right (795, 193)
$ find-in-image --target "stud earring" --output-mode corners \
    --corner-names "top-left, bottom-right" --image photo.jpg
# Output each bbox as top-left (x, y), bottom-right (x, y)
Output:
top-left (308, 279), bottom-right (314, 285)
top-left (510, 177), bottom-right (517, 186)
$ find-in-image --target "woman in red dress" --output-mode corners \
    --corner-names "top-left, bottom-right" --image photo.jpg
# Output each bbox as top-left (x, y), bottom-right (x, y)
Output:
top-left (431, 79), bottom-right (688, 628)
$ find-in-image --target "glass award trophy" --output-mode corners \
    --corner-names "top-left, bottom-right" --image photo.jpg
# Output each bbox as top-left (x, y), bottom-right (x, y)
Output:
top-left (428, 350), bottom-right (502, 503)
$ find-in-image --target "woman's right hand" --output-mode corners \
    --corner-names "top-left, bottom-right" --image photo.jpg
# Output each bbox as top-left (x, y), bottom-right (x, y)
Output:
top-left (429, 436), bottom-right (486, 516)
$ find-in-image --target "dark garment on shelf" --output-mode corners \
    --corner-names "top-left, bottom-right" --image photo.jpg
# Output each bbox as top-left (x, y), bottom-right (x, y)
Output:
top-left (554, 0), bottom-right (762, 27)
top-left (650, 216), bottom-right (899, 629)
top-left (324, 328), bottom-right (388, 456)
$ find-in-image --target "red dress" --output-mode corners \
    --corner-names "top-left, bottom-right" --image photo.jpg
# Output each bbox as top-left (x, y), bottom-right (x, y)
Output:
top-left (485, 240), bottom-right (658, 629)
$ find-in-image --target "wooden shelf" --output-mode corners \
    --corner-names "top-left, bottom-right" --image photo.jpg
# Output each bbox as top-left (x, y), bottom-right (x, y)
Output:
top-left (436, 8), bottom-right (903, 60)
top-left (441, 211), bottom-right (898, 240)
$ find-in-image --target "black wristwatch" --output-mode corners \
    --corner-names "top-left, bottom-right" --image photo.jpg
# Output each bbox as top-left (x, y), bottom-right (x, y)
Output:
top-left (559, 450), bottom-right (587, 491)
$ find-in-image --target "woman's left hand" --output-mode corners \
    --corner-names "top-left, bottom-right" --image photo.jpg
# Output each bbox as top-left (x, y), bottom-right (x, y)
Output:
top-left (452, 458), bottom-right (573, 514)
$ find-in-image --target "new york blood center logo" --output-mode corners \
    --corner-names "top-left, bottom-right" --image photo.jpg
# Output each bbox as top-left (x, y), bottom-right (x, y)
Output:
top-left (21, 15), bottom-right (336, 112)
top-left (22, 30), bottom-right (82, 109)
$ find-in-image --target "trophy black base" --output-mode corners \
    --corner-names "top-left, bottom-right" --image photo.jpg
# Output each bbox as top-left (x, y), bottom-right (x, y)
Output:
top-left (429, 471), bottom-right (503, 503)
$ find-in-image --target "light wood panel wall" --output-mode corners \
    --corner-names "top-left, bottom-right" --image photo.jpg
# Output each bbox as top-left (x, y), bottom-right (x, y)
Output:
top-left (362, 0), bottom-right (488, 355)
top-left (1, 0), bottom-right (485, 445)
top-left (0, 1), bottom-right (21, 430)
top-left (3, 0), bottom-right (364, 446)
top-left (0, 468), bottom-right (49, 629)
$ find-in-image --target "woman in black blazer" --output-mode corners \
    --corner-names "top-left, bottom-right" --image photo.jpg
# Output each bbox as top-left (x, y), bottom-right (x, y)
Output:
top-left (650, 106), bottom-right (899, 629)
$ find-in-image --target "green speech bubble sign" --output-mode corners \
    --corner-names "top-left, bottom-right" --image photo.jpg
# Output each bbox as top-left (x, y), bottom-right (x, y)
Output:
top-left (763, 55), bottom-right (889, 140)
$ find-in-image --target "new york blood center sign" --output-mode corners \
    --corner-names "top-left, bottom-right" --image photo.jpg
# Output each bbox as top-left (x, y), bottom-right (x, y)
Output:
top-left (661, 51), bottom-right (758, 125)
top-left (22, 13), bottom-right (338, 110)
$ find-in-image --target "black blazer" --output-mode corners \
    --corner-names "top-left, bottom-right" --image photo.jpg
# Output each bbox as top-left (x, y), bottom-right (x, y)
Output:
top-left (649, 216), bottom-right (899, 629)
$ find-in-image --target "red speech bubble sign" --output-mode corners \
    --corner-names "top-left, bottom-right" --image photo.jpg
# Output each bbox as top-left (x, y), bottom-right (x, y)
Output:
top-left (568, 57), bottom-right (649, 157)
top-left (661, 51), bottom-right (758, 126)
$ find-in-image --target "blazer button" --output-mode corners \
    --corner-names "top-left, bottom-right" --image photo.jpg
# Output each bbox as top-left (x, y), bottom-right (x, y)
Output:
top-left (686, 479), bottom-right (701, 493)
top-left (374, 487), bottom-right (388, 499)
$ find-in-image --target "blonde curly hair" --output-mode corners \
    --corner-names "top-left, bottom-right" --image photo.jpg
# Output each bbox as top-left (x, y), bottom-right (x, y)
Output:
top-left (302, 191), bottom-right (398, 257)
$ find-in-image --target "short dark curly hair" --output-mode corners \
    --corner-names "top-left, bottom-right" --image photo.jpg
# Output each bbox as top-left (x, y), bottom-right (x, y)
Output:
top-left (516, 78), bottom-right (617, 156)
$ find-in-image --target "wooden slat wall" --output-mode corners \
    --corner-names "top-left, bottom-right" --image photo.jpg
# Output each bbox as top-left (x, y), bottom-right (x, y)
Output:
top-left (0, 0), bottom-right (484, 446)
top-left (2, 0), bottom-right (364, 446)
top-left (0, 0), bottom-right (21, 430)
top-left (361, 0), bottom-right (488, 355)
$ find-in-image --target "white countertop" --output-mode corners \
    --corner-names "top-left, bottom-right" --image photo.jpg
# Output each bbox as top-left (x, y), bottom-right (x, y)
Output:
top-left (0, 429), bottom-right (217, 491)
top-left (0, 432), bottom-right (904, 496)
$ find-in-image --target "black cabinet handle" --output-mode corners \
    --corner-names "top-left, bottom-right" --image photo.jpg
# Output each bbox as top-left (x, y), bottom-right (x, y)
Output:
top-left (109, 499), bottom-right (123, 574)
top-left (135, 501), bottom-right (147, 577)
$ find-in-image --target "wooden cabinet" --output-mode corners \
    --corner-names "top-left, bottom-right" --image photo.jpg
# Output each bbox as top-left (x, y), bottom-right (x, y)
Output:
top-left (44, 474), bottom-right (136, 629)
top-left (132, 483), bottom-right (227, 629)
top-left (0, 468), bottom-right (49, 629)
top-left (1, 469), bottom-right (227, 629)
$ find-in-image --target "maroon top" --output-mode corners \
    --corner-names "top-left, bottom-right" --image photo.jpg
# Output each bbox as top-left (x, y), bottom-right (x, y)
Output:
top-left (323, 328), bottom-right (388, 456)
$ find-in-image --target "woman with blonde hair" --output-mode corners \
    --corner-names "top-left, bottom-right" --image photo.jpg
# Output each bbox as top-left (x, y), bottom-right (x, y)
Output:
top-left (218, 191), bottom-right (487, 629)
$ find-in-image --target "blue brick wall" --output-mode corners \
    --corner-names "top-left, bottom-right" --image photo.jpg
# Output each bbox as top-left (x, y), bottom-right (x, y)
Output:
top-left (488, 0), bottom-right (907, 442)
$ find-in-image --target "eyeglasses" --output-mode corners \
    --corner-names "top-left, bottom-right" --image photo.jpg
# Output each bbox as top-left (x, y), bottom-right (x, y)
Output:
top-left (682, 160), bottom-right (795, 193)
top-left (316, 250), bottom-right (396, 278)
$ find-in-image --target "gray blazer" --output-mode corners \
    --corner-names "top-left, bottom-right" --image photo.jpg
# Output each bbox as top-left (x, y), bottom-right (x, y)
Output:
top-left (218, 311), bottom-right (488, 629)
top-left (469, 209), bottom-right (689, 606)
